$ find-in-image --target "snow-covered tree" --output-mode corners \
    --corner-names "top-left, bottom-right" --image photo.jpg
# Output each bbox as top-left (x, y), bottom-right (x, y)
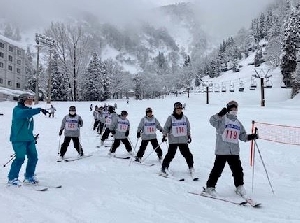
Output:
top-left (81, 53), bottom-right (102, 101)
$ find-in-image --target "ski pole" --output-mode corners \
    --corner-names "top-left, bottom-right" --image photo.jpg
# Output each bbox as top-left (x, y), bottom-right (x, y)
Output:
top-left (132, 138), bottom-right (140, 154)
top-left (254, 138), bottom-right (275, 194)
top-left (142, 141), bottom-right (164, 163)
top-left (58, 135), bottom-right (61, 155)
top-left (251, 128), bottom-right (257, 194)
top-left (3, 154), bottom-right (16, 167)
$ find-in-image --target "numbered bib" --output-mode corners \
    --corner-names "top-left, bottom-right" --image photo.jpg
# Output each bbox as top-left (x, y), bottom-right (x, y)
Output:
top-left (222, 117), bottom-right (240, 144)
top-left (105, 116), bottom-right (112, 125)
top-left (171, 117), bottom-right (187, 137)
top-left (117, 119), bottom-right (129, 132)
top-left (144, 119), bottom-right (156, 134)
top-left (65, 118), bottom-right (79, 131)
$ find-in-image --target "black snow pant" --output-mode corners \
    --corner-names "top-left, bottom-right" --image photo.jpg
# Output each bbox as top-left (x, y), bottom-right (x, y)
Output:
top-left (60, 137), bottom-right (83, 157)
top-left (110, 138), bottom-right (132, 153)
top-left (162, 144), bottom-right (193, 169)
top-left (97, 122), bottom-right (104, 134)
top-left (101, 128), bottom-right (111, 141)
top-left (136, 139), bottom-right (162, 158)
top-left (206, 155), bottom-right (244, 188)
top-left (93, 120), bottom-right (100, 130)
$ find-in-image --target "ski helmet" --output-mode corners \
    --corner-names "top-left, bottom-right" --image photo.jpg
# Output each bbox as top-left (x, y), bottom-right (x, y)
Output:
top-left (108, 106), bottom-right (115, 113)
top-left (18, 93), bottom-right (34, 104)
top-left (69, 106), bottom-right (76, 111)
top-left (174, 102), bottom-right (183, 109)
top-left (121, 110), bottom-right (128, 116)
top-left (226, 101), bottom-right (238, 111)
top-left (146, 107), bottom-right (152, 113)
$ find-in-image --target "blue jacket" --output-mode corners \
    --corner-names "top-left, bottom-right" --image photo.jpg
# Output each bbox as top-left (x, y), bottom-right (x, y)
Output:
top-left (10, 103), bottom-right (41, 142)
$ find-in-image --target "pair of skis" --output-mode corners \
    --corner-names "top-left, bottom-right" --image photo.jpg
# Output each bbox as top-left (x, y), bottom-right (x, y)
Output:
top-left (8, 183), bottom-right (62, 192)
top-left (188, 191), bottom-right (261, 208)
top-left (159, 171), bottom-right (199, 182)
top-left (57, 154), bottom-right (93, 162)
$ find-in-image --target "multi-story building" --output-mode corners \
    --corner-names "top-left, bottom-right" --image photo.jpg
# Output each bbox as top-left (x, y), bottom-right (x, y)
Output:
top-left (0, 34), bottom-right (25, 90)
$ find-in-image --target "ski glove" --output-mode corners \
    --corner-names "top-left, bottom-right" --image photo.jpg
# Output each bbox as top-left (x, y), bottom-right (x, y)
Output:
top-left (247, 134), bottom-right (258, 141)
top-left (40, 109), bottom-right (48, 115)
top-left (78, 120), bottom-right (83, 126)
top-left (162, 136), bottom-right (167, 142)
top-left (217, 107), bottom-right (227, 117)
top-left (111, 130), bottom-right (116, 135)
top-left (125, 130), bottom-right (129, 137)
top-left (188, 135), bottom-right (192, 144)
top-left (137, 132), bottom-right (141, 138)
top-left (59, 129), bottom-right (63, 136)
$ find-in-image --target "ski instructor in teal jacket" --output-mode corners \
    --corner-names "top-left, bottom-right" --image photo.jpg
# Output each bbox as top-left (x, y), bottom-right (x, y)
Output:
top-left (7, 93), bottom-right (48, 186)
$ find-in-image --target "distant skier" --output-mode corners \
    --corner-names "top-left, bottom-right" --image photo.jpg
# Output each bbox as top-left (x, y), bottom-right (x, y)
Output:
top-left (135, 107), bottom-right (163, 162)
top-left (90, 104), bottom-right (93, 111)
top-left (48, 104), bottom-right (56, 118)
top-left (58, 106), bottom-right (84, 161)
top-left (160, 102), bottom-right (194, 176)
top-left (7, 93), bottom-right (48, 186)
top-left (109, 110), bottom-right (133, 156)
top-left (203, 101), bottom-right (258, 197)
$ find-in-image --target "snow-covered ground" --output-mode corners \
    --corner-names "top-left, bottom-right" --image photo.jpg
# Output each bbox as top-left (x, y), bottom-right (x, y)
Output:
top-left (0, 82), bottom-right (300, 222)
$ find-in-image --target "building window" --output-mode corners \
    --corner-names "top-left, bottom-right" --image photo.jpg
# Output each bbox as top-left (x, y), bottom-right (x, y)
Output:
top-left (0, 42), bottom-right (4, 48)
top-left (0, 52), bottom-right (3, 58)
top-left (0, 78), bottom-right (3, 84)
top-left (0, 62), bottom-right (3, 68)
top-left (9, 55), bottom-right (13, 62)
top-left (17, 60), bottom-right (21, 65)
top-left (8, 65), bottom-right (12, 71)
top-left (17, 50), bottom-right (22, 56)
top-left (9, 46), bottom-right (13, 52)
top-left (8, 80), bottom-right (12, 86)
top-left (17, 68), bottom-right (20, 73)
top-left (16, 83), bottom-right (20, 88)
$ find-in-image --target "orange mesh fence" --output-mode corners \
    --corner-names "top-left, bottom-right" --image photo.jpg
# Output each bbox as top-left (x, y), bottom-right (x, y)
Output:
top-left (253, 121), bottom-right (300, 146)
top-left (250, 121), bottom-right (300, 166)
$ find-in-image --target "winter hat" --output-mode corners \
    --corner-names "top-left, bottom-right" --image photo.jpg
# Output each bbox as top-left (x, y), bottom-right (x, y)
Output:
top-left (226, 101), bottom-right (238, 111)
top-left (18, 93), bottom-right (34, 104)
top-left (174, 102), bottom-right (183, 109)
top-left (121, 110), bottom-right (128, 116)
top-left (69, 106), bottom-right (76, 111)
top-left (146, 107), bottom-right (152, 113)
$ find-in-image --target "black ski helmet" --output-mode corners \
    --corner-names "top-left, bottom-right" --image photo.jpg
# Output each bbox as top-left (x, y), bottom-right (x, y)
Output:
top-left (146, 107), bottom-right (152, 113)
top-left (174, 102), bottom-right (183, 109)
top-left (69, 106), bottom-right (76, 111)
top-left (121, 110), bottom-right (128, 116)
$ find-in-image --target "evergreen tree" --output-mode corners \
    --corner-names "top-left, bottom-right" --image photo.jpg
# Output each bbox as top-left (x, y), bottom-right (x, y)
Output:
top-left (82, 53), bottom-right (102, 101)
top-left (51, 54), bottom-right (68, 101)
top-left (281, 8), bottom-right (300, 87)
top-left (24, 47), bottom-right (36, 92)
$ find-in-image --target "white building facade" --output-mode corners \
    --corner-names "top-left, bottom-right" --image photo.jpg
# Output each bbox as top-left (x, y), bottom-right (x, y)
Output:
top-left (0, 34), bottom-right (25, 90)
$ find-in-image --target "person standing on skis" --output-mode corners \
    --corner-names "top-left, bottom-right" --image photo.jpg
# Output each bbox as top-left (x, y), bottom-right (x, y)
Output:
top-left (135, 107), bottom-right (163, 162)
top-left (58, 106), bottom-right (84, 161)
top-left (203, 100), bottom-right (258, 197)
top-left (160, 102), bottom-right (194, 175)
top-left (108, 110), bottom-right (133, 156)
top-left (7, 93), bottom-right (48, 186)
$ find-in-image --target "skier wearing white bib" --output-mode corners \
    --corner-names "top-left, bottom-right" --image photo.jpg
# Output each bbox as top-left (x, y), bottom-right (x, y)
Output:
top-left (161, 102), bottom-right (194, 175)
top-left (135, 107), bottom-right (163, 162)
top-left (58, 106), bottom-right (84, 161)
top-left (109, 110), bottom-right (133, 156)
top-left (204, 101), bottom-right (258, 197)
top-left (101, 106), bottom-right (117, 146)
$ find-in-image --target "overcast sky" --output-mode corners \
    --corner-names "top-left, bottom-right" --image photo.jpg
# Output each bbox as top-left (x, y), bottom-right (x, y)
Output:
top-left (1, 0), bottom-right (276, 39)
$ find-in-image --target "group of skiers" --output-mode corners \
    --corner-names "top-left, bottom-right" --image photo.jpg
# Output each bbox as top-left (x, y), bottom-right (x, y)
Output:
top-left (7, 93), bottom-right (258, 198)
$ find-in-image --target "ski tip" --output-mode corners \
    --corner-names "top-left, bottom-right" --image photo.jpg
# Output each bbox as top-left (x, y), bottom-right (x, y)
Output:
top-left (193, 177), bottom-right (199, 181)
top-left (179, 178), bottom-right (185, 181)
